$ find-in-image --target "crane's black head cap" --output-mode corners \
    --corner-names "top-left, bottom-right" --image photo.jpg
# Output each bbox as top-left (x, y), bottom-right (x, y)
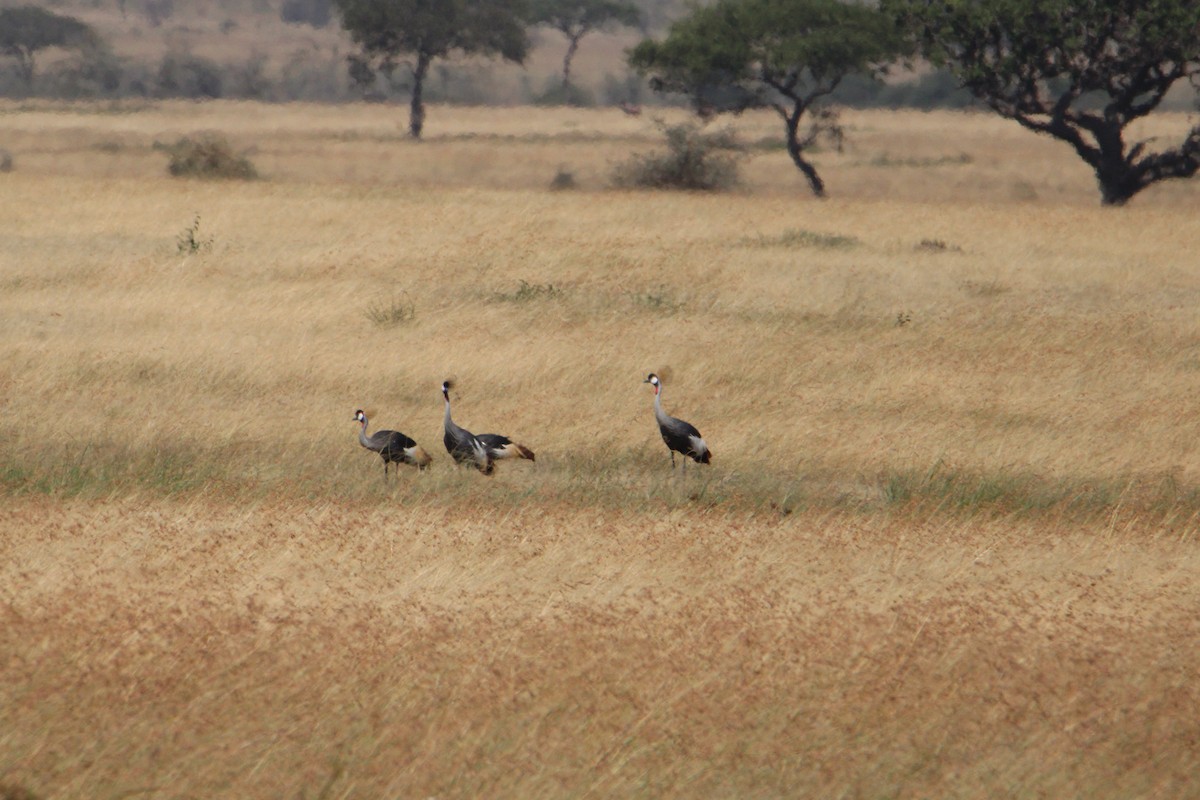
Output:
top-left (442, 380), bottom-right (454, 395)
top-left (354, 409), bottom-right (365, 421)
top-left (644, 373), bottom-right (659, 385)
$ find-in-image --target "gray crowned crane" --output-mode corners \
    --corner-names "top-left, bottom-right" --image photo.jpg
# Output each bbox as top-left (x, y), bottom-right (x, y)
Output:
top-left (354, 409), bottom-right (432, 480)
top-left (644, 373), bottom-right (711, 469)
top-left (442, 380), bottom-right (535, 475)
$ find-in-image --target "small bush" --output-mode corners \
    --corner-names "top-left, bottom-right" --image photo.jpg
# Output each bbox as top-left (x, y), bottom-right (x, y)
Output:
top-left (156, 53), bottom-right (223, 99)
top-left (166, 135), bottom-right (257, 180)
top-left (549, 167), bottom-right (576, 191)
top-left (611, 122), bottom-right (740, 191)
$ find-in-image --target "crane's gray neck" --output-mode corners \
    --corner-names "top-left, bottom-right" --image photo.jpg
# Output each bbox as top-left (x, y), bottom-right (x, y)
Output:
top-left (653, 387), bottom-right (670, 425)
top-left (444, 395), bottom-right (458, 432)
top-left (358, 417), bottom-right (372, 448)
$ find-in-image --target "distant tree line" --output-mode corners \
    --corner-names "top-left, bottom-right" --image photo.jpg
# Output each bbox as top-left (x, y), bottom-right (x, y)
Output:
top-left (0, 0), bottom-right (966, 109)
top-left (5, 0), bottom-right (1200, 203)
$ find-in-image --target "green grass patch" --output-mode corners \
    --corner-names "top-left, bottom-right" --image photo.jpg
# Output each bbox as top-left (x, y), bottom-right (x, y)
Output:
top-left (877, 461), bottom-right (1149, 516)
top-left (866, 152), bottom-right (974, 168)
top-left (0, 441), bottom-right (231, 498)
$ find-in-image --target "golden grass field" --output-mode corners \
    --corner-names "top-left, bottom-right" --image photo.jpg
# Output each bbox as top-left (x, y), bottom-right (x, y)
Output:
top-left (2, 100), bottom-right (1200, 798)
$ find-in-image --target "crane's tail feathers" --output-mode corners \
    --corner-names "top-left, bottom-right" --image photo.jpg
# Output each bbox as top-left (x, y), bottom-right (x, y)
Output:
top-left (407, 446), bottom-right (432, 469)
top-left (505, 442), bottom-right (535, 462)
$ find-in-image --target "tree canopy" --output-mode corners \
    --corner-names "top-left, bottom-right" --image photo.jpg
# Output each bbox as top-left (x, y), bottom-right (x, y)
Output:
top-left (531, 0), bottom-right (641, 91)
top-left (628, 0), bottom-right (905, 197)
top-left (0, 6), bottom-right (98, 89)
top-left (333, 0), bottom-right (530, 138)
top-left (886, 0), bottom-right (1200, 205)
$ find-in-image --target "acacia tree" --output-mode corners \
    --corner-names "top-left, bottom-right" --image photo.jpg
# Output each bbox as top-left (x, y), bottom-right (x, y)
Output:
top-left (628, 0), bottom-right (905, 197)
top-left (531, 0), bottom-right (641, 90)
top-left (332, 0), bottom-right (529, 139)
top-left (886, 0), bottom-right (1200, 205)
top-left (0, 6), bottom-right (97, 90)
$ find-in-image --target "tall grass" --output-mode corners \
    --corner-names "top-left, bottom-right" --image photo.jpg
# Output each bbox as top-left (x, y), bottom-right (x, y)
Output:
top-left (2, 105), bottom-right (1200, 519)
top-left (2, 103), bottom-right (1200, 800)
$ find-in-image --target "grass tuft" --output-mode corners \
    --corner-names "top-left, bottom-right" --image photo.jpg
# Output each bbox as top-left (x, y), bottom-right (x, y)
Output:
top-left (177, 214), bottom-right (213, 255)
top-left (364, 291), bottom-right (416, 327)
top-left (493, 280), bottom-right (565, 302)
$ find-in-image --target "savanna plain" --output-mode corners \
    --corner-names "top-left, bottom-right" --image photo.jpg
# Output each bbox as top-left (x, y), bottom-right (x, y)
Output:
top-left (2, 101), bottom-right (1200, 798)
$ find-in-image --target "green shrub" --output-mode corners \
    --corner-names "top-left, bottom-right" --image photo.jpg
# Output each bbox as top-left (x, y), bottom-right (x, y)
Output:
top-left (611, 122), bottom-right (740, 191)
top-left (166, 135), bottom-right (257, 180)
top-left (533, 79), bottom-right (595, 107)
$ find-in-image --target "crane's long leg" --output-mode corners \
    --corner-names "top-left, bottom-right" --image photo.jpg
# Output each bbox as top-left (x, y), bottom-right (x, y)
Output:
top-left (670, 451), bottom-right (676, 469)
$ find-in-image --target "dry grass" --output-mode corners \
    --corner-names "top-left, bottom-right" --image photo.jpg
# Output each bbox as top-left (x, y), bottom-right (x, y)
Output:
top-left (2, 500), bottom-right (1198, 797)
top-left (1, 102), bottom-right (1200, 797)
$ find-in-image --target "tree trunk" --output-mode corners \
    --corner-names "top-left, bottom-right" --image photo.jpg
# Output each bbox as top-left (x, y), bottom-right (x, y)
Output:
top-left (1097, 167), bottom-right (1140, 206)
top-left (1090, 121), bottom-right (1138, 205)
top-left (409, 53), bottom-right (430, 140)
top-left (562, 35), bottom-right (580, 91)
top-left (16, 48), bottom-right (35, 90)
top-left (785, 113), bottom-right (825, 198)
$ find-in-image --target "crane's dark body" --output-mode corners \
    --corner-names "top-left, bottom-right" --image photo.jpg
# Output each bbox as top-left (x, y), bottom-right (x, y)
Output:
top-left (443, 423), bottom-right (493, 474)
top-left (644, 373), bottom-right (711, 468)
top-left (657, 416), bottom-right (710, 465)
top-left (442, 382), bottom-right (494, 474)
top-left (441, 381), bottom-right (534, 474)
top-left (354, 410), bottom-right (431, 480)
